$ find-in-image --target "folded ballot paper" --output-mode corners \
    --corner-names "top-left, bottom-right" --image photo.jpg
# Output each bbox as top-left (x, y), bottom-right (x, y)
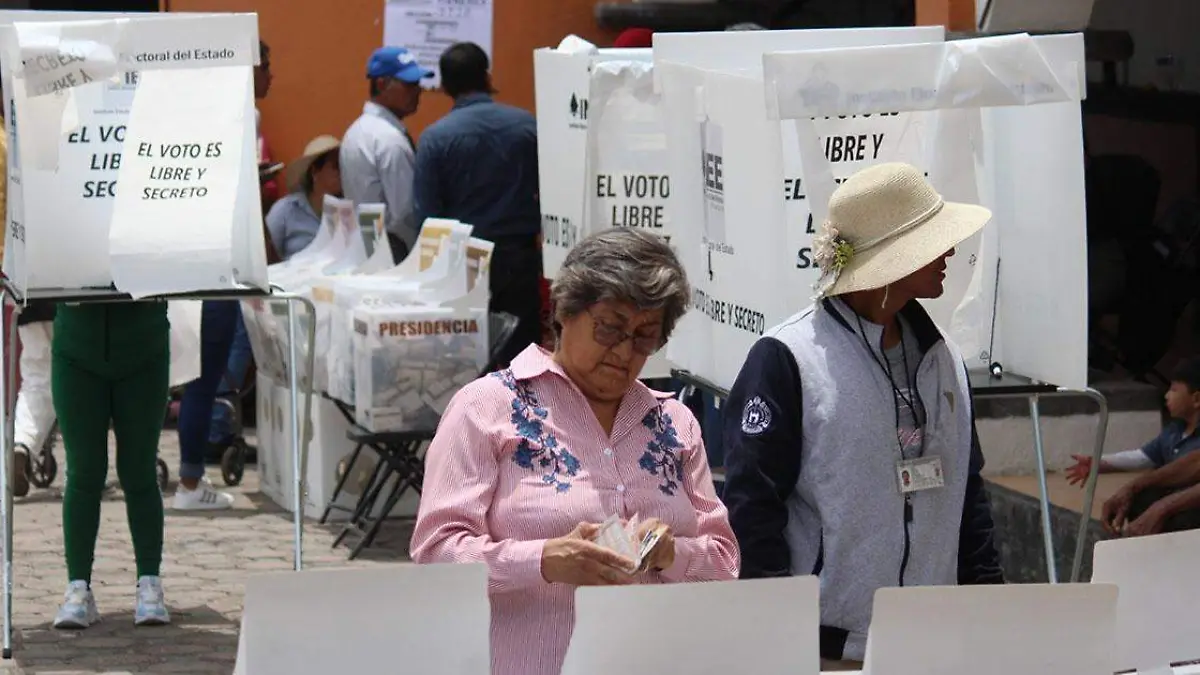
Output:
top-left (593, 514), bottom-right (670, 574)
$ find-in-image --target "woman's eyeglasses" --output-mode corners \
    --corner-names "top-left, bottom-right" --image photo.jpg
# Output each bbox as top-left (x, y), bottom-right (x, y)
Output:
top-left (587, 310), bottom-right (662, 356)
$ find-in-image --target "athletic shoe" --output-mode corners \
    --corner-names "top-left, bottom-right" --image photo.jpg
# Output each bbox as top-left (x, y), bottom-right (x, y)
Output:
top-left (12, 444), bottom-right (30, 498)
top-left (171, 477), bottom-right (235, 511)
top-left (53, 580), bottom-right (99, 629)
top-left (134, 575), bottom-right (170, 626)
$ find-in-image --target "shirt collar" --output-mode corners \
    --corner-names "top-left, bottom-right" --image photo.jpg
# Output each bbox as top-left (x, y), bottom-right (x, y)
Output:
top-left (293, 192), bottom-right (318, 220)
top-left (508, 344), bottom-right (674, 402)
top-left (363, 100), bottom-right (407, 133)
top-left (453, 92), bottom-right (493, 110)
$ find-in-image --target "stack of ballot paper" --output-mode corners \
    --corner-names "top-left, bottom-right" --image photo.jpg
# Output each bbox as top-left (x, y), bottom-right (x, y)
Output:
top-left (593, 514), bottom-right (669, 573)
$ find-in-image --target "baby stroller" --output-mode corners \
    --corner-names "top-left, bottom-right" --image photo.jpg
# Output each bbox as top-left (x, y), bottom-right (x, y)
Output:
top-left (208, 363), bottom-right (257, 487)
top-left (27, 419), bottom-right (170, 493)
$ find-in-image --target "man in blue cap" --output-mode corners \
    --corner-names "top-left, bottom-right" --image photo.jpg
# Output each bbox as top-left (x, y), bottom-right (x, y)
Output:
top-left (341, 46), bottom-right (433, 261)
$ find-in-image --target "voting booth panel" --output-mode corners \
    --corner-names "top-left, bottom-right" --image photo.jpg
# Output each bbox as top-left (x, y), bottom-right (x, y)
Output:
top-left (762, 33), bottom-right (1089, 390)
top-left (0, 13), bottom-right (265, 299)
top-left (650, 27), bottom-right (946, 81)
top-left (584, 60), bottom-right (674, 379)
top-left (236, 563), bottom-right (490, 675)
top-left (562, 576), bottom-right (820, 675)
top-left (656, 32), bottom-right (1088, 392)
top-left (864, 584), bottom-right (1118, 675)
top-left (533, 43), bottom-right (651, 278)
top-left (651, 27), bottom-right (947, 389)
top-left (1092, 530), bottom-right (1200, 672)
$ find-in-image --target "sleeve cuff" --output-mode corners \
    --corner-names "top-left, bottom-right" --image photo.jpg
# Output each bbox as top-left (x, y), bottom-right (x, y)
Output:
top-left (493, 538), bottom-right (550, 590)
top-left (657, 536), bottom-right (695, 583)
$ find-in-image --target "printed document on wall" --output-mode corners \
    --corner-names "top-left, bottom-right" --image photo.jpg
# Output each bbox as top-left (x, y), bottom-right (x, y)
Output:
top-left (383, 0), bottom-right (492, 89)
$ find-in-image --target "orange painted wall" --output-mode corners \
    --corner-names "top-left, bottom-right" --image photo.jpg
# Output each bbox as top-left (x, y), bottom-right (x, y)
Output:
top-left (915, 0), bottom-right (976, 30)
top-left (164, 0), bottom-right (616, 165)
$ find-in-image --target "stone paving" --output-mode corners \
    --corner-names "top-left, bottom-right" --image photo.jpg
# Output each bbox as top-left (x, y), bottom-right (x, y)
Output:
top-left (2, 430), bottom-right (413, 674)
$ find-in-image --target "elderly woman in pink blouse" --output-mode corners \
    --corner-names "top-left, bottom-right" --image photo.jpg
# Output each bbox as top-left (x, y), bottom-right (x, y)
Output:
top-left (411, 227), bottom-right (739, 675)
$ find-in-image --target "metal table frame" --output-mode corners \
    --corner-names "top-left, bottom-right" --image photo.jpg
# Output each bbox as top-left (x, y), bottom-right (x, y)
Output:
top-left (671, 367), bottom-right (1109, 585)
top-left (0, 281), bottom-right (317, 659)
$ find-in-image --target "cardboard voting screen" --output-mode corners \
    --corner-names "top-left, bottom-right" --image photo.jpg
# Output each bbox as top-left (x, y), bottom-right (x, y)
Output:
top-left (584, 59), bottom-right (674, 379)
top-left (562, 576), bottom-right (820, 675)
top-left (1092, 530), bottom-right (1200, 672)
top-left (863, 584), bottom-right (1118, 675)
top-left (0, 13), bottom-right (262, 298)
top-left (651, 26), bottom-right (945, 80)
top-left (534, 44), bottom-right (651, 278)
top-left (650, 27), bottom-right (946, 390)
top-left (762, 33), bottom-right (1089, 390)
top-left (239, 563), bottom-right (490, 675)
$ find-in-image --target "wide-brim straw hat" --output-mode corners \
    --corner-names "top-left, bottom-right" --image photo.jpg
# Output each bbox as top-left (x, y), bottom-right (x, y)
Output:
top-left (812, 162), bottom-right (992, 299)
top-left (284, 135), bottom-right (341, 194)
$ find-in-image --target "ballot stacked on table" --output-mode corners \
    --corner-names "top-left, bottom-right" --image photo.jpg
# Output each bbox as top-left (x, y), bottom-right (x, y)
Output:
top-left (350, 227), bottom-right (493, 433)
top-left (321, 218), bottom-right (473, 406)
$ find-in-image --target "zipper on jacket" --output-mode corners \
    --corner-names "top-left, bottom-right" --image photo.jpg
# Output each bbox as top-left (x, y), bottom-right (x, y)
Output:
top-left (900, 348), bottom-right (929, 587)
top-left (900, 496), bottom-right (913, 586)
top-left (104, 308), bottom-right (110, 361)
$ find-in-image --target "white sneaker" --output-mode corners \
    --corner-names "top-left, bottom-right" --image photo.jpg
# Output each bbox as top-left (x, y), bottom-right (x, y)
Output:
top-left (134, 575), bottom-right (170, 626)
top-left (53, 580), bottom-right (99, 629)
top-left (171, 477), bottom-right (235, 511)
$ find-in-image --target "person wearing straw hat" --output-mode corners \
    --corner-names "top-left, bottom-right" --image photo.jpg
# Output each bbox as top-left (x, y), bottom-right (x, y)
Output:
top-left (265, 135), bottom-right (343, 261)
top-left (721, 162), bottom-right (1004, 668)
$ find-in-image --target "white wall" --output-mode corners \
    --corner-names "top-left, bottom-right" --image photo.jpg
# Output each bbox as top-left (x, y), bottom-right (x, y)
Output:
top-left (977, 410), bottom-right (1160, 476)
top-left (1090, 0), bottom-right (1200, 92)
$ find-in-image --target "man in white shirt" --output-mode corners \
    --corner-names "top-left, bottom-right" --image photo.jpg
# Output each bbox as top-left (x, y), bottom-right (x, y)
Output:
top-left (340, 46), bottom-right (432, 262)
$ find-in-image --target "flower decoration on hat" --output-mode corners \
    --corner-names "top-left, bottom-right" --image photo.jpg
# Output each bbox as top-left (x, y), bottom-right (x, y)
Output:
top-left (811, 220), bottom-right (854, 299)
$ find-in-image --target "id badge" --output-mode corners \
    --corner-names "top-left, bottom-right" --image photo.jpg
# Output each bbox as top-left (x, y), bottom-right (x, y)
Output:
top-left (896, 456), bottom-right (945, 494)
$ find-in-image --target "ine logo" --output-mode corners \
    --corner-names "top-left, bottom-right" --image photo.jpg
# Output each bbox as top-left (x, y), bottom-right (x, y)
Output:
top-left (568, 93), bottom-right (589, 128)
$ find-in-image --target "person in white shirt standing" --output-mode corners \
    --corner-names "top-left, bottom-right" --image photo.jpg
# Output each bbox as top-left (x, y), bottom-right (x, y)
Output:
top-left (340, 46), bottom-right (432, 263)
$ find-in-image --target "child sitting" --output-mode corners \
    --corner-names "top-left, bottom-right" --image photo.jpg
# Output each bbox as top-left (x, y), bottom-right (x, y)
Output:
top-left (1065, 357), bottom-right (1200, 486)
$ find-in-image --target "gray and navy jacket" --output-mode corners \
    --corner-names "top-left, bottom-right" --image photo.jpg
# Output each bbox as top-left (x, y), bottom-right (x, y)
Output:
top-left (721, 297), bottom-right (1003, 661)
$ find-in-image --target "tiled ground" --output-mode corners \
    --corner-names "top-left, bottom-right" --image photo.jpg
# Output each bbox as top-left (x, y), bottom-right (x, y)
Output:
top-left (2, 430), bottom-right (412, 674)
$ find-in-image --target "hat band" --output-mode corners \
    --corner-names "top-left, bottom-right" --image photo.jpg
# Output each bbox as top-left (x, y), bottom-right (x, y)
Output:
top-left (850, 197), bottom-right (946, 255)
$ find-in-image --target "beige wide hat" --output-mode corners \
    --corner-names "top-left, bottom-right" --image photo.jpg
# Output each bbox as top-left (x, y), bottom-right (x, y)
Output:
top-left (284, 135), bottom-right (341, 194)
top-left (812, 162), bottom-right (993, 299)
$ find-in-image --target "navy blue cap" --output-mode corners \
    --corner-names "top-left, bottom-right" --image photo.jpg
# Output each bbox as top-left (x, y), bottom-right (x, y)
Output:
top-left (367, 46), bottom-right (435, 84)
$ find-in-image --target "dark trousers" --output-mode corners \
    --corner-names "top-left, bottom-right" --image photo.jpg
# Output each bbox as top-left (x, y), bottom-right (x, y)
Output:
top-left (177, 300), bottom-right (238, 480)
top-left (489, 238), bottom-right (544, 367)
top-left (1128, 486), bottom-right (1200, 532)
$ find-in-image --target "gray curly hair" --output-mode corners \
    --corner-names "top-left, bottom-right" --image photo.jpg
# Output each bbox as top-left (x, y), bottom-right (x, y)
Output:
top-left (550, 228), bottom-right (691, 342)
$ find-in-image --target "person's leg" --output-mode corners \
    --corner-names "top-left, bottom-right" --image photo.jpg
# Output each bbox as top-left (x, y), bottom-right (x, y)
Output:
top-left (208, 311), bottom-right (252, 446)
top-left (175, 301), bottom-right (237, 505)
top-left (52, 352), bottom-right (111, 628)
top-left (13, 321), bottom-right (55, 496)
top-left (488, 242), bottom-right (544, 367)
top-left (111, 347), bottom-right (172, 626)
top-left (1128, 485), bottom-right (1200, 533)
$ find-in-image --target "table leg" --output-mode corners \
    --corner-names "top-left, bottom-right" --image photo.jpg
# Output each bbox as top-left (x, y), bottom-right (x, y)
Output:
top-left (1, 299), bottom-right (17, 658)
top-left (286, 297), bottom-right (303, 571)
top-left (1070, 388), bottom-right (1109, 582)
top-left (1029, 394), bottom-right (1058, 583)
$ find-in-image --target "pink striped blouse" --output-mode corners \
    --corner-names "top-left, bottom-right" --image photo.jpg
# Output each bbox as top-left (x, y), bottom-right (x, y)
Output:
top-left (410, 345), bottom-right (740, 675)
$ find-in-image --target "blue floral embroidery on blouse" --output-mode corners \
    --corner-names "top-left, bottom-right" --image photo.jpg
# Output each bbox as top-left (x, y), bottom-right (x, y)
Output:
top-left (493, 369), bottom-right (581, 493)
top-left (639, 406), bottom-right (686, 496)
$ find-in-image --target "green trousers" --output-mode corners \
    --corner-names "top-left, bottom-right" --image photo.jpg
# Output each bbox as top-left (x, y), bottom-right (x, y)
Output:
top-left (52, 303), bottom-right (170, 583)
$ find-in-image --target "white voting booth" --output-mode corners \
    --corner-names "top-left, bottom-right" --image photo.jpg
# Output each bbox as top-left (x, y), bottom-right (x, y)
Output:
top-left (862, 584), bottom-right (1119, 675)
top-left (563, 575), bottom-right (820, 675)
top-left (1092, 530), bottom-right (1200, 673)
top-left (655, 31), bottom-right (1088, 392)
top-left (0, 10), bottom-right (318, 661)
top-left (234, 563), bottom-right (490, 675)
top-left (535, 39), bottom-right (682, 379)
